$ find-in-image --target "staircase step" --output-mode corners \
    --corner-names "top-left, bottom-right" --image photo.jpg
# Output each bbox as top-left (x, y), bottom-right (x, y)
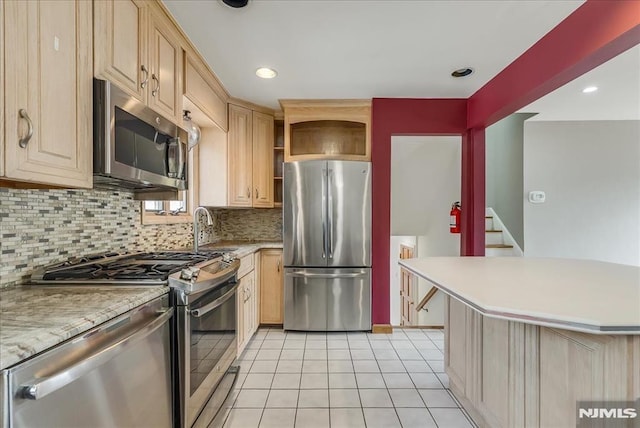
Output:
top-left (486, 244), bottom-right (514, 249)
top-left (485, 229), bottom-right (503, 233)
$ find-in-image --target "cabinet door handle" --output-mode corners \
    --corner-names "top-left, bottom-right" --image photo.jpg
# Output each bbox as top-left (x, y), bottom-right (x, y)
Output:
top-left (140, 65), bottom-right (149, 89)
top-left (277, 259), bottom-right (280, 272)
top-left (18, 109), bottom-right (34, 148)
top-left (255, 188), bottom-right (259, 199)
top-left (151, 73), bottom-right (159, 97)
top-left (246, 187), bottom-right (251, 199)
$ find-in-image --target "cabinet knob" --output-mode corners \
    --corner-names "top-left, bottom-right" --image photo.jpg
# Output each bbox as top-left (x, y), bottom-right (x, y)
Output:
top-left (18, 109), bottom-right (33, 149)
top-left (141, 65), bottom-right (149, 89)
top-left (246, 187), bottom-right (251, 199)
top-left (255, 188), bottom-right (259, 199)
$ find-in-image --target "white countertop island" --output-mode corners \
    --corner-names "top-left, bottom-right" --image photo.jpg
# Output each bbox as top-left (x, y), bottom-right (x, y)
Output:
top-left (399, 257), bottom-right (640, 334)
top-left (398, 257), bottom-right (640, 428)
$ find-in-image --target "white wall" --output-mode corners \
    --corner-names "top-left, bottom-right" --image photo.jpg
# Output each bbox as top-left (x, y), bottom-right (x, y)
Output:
top-left (390, 136), bottom-right (461, 326)
top-left (391, 135), bottom-right (462, 249)
top-left (486, 113), bottom-right (536, 249)
top-left (523, 120), bottom-right (640, 266)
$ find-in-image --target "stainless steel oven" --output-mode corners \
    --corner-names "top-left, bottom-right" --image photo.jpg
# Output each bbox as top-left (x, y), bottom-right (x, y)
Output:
top-left (172, 263), bottom-right (239, 428)
top-left (169, 257), bottom-right (240, 428)
top-left (29, 251), bottom-right (241, 428)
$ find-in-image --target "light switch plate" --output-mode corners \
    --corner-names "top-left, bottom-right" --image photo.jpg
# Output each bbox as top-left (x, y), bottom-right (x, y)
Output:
top-left (529, 191), bottom-right (546, 203)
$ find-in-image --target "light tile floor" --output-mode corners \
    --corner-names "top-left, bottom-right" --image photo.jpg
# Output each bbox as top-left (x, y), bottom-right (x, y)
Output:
top-left (210, 328), bottom-right (476, 428)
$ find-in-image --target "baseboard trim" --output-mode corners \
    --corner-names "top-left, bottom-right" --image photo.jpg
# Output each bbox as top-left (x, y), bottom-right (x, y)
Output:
top-left (371, 324), bottom-right (393, 334)
top-left (394, 325), bottom-right (444, 329)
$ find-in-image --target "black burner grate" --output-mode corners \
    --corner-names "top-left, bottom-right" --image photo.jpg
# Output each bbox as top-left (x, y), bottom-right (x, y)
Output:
top-left (42, 251), bottom-right (224, 282)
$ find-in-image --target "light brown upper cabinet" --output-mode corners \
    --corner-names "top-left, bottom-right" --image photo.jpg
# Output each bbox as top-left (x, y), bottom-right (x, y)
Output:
top-left (2, 0), bottom-right (93, 188)
top-left (260, 249), bottom-right (284, 324)
top-left (184, 54), bottom-right (228, 132)
top-left (252, 111), bottom-right (275, 208)
top-left (94, 0), bottom-right (182, 123)
top-left (226, 102), bottom-right (274, 208)
top-left (147, 8), bottom-right (181, 121)
top-left (280, 100), bottom-right (371, 162)
top-left (228, 104), bottom-right (254, 207)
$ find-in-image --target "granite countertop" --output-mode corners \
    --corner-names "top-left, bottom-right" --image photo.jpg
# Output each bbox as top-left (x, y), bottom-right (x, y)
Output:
top-left (0, 286), bottom-right (169, 370)
top-left (200, 240), bottom-right (283, 258)
top-left (399, 257), bottom-right (640, 335)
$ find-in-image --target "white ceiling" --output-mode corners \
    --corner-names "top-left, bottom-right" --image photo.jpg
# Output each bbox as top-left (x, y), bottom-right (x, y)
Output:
top-left (520, 44), bottom-right (640, 121)
top-left (163, 0), bottom-right (583, 110)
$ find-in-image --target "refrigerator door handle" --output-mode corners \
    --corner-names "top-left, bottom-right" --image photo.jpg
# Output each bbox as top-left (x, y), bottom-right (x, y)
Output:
top-left (327, 168), bottom-right (334, 259)
top-left (288, 270), bottom-right (367, 279)
top-left (321, 167), bottom-right (327, 259)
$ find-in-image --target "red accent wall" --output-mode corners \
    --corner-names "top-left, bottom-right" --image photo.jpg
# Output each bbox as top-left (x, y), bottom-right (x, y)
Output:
top-left (468, 0), bottom-right (640, 128)
top-left (371, 99), bottom-right (468, 325)
top-left (370, 1), bottom-right (640, 326)
top-left (460, 128), bottom-right (486, 256)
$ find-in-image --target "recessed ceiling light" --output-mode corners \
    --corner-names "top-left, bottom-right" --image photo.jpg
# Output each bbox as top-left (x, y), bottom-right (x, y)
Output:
top-left (451, 67), bottom-right (474, 78)
top-left (582, 86), bottom-right (598, 93)
top-left (256, 67), bottom-right (277, 79)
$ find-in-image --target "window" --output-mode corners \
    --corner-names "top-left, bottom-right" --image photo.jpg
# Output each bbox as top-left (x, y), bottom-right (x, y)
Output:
top-left (141, 148), bottom-right (198, 225)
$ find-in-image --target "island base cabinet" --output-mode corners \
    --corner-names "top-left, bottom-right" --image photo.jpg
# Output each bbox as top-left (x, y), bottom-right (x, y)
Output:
top-left (445, 295), bottom-right (639, 428)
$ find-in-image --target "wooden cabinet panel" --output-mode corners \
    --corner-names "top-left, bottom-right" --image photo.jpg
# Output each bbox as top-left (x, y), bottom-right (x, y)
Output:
top-left (94, 0), bottom-right (147, 101)
top-left (281, 100), bottom-right (371, 162)
top-left (184, 56), bottom-right (228, 131)
top-left (237, 266), bottom-right (258, 355)
top-left (1, 0), bottom-right (5, 178)
top-left (538, 329), bottom-right (629, 428)
top-left (252, 111), bottom-right (274, 208)
top-left (148, 11), bottom-right (180, 121)
top-left (3, 0), bottom-right (92, 188)
top-left (445, 296), bottom-right (467, 393)
top-left (260, 249), bottom-right (284, 324)
top-left (95, 0), bottom-right (182, 123)
top-left (228, 104), bottom-right (253, 207)
top-left (237, 280), bottom-right (245, 354)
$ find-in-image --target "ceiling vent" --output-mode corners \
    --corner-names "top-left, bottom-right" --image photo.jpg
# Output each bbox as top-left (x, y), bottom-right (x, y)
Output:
top-left (222, 0), bottom-right (249, 8)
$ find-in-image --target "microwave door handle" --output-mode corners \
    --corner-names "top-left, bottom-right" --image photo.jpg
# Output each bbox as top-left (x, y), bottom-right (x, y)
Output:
top-left (177, 137), bottom-right (186, 179)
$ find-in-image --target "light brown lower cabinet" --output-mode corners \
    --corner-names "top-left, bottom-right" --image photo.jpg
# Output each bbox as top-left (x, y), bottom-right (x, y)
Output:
top-left (260, 249), bottom-right (284, 324)
top-left (237, 254), bottom-right (258, 355)
top-left (444, 295), bottom-right (640, 428)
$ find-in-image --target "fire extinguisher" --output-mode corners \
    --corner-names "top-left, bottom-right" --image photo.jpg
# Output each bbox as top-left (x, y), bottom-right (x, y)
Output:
top-left (450, 201), bottom-right (461, 234)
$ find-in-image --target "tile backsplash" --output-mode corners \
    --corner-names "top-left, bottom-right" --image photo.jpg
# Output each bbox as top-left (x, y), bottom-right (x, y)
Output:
top-left (215, 208), bottom-right (282, 241)
top-left (0, 188), bottom-right (282, 288)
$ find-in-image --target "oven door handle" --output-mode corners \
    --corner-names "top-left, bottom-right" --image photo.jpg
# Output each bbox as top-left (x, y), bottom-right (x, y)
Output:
top-left (19, 307), bottom-right (174, 400)
top-left (190, 283), bottom-right (238, 318)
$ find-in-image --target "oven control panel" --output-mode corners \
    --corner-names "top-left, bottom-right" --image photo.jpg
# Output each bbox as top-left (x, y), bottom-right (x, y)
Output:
top-left (169, 254), bottom-right (240, 295)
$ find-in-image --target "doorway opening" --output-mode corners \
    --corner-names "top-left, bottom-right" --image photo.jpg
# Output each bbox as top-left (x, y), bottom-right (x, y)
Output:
top-left (390, 136), bottom-right (462, 327)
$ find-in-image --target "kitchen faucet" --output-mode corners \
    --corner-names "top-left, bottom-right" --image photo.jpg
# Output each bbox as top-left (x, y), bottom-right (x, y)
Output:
top-left (193, 206), bottom-right (213, 253)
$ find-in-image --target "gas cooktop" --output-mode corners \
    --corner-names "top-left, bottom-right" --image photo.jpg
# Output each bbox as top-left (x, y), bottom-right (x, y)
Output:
top-left (31, 251), bottom-right (226, 284)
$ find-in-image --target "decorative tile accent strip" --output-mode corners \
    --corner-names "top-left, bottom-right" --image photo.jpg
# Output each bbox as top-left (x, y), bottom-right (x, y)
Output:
top-left (0, 188), bottom-right (282, 288)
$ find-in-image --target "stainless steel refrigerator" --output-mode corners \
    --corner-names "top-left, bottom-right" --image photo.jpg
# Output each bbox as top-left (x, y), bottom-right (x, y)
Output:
top-left (283, 160), bottom-right (371, 331)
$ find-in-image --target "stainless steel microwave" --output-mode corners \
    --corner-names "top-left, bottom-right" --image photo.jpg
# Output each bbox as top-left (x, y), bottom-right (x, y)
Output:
top-left (93, 79), bottom-right (188, 194)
